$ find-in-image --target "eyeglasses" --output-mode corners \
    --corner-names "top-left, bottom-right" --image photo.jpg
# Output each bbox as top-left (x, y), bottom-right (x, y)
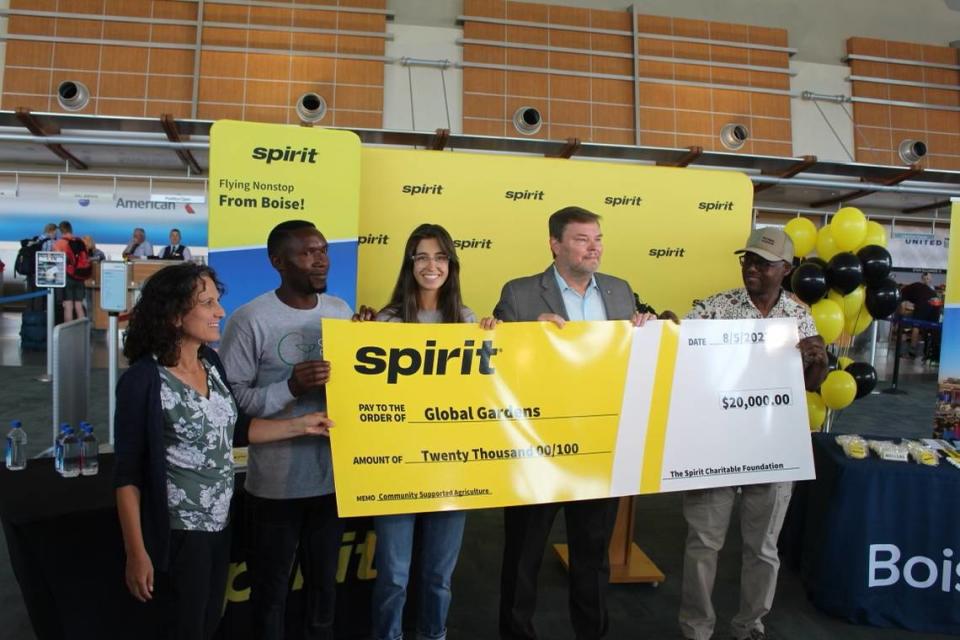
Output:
top-left (738, 254), bottom-right (780, 271)
top-left (412, 253), bottom-right (450, 266)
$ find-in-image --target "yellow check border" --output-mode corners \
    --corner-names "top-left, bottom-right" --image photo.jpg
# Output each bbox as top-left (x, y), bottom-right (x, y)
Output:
top-left (639, 321), bottom-right (680, 493)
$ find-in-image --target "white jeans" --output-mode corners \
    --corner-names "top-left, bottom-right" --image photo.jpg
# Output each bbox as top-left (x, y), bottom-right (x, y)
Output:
top-left (678, 482), bottom-right (793, 640)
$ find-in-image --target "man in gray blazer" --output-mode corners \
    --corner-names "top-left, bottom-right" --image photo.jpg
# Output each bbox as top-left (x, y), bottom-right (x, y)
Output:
top-left (494, 206), bottom-right (655, 640)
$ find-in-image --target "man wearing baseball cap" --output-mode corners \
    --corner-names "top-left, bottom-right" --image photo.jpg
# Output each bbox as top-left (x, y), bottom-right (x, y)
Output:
top-left (678, 227), bottom-right (828, 640)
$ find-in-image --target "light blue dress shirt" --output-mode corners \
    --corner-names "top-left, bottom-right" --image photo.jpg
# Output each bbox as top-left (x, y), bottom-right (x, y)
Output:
top-left (553, 266), bottom-right (607, 321)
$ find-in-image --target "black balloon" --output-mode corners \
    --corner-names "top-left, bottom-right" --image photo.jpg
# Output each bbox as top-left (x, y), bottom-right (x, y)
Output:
top-left (782, 272), bottom-right (793, 292)
top-left (865, 277), bottom-right (901, 319)
top-left (790, 262), bottom-right (828, 305)
top-left (783, 257), bottom-right (802, 292)
top-left (827, 252), bottom-right (864, 294)
top-left (845, 362), bottom-right (878, 399)
top-left (857, 245), bottom-right (893, 287)
top-left (803, 257), bottom-right (829, 270)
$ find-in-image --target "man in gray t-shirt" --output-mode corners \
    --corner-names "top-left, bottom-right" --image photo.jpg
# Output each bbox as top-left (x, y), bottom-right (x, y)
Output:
top-left (219, 220), bottom-right (352, 640)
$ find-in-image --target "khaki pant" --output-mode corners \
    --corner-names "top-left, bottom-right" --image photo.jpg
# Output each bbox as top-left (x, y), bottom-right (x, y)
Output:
top-left (678, 482), bottom-right (793, 640)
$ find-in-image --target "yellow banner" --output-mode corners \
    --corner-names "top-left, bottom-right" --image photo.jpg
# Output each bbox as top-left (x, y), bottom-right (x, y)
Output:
top-left (935, 201), bottom-right (958, 416)
top-left (357, 148), bottom-right (752, 317)
top-left (208, 121), bottom-right (360, 249)
top-left (207, 121), bottom-right (361, 314)
top-left (947, 201), bottom-right (960, 305)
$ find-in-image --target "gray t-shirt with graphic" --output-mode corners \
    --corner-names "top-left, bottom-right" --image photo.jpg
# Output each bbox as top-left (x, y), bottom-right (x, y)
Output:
top-left (219, 290), bottom-right (353, 499)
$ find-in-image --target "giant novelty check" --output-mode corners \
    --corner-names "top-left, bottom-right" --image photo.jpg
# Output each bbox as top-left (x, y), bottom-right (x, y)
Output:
top-left (324, 319), bottom-right (814, 517)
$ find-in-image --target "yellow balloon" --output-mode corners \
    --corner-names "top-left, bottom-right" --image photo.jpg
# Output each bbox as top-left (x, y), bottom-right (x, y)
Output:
top-left (785, 217), bottom-right (817, 258)
top-left (838, 356), bottom-right (854, 370)
top-left (816, 224), bottom-right (840, 261)
top-left (831, 207), bottom-right (868, 251)
top-left (806, 391), bottom-right (826, 430)
top-left (827, 285), bottom-right (866, 321)
top-left (811, 298), bottom-right (844, 344)
top-left (844, 307), bottom-right (874, 335)
top-left (857, 220), bottom-right (888, 250)
top-left (821, 370), bottom-right (857, 410)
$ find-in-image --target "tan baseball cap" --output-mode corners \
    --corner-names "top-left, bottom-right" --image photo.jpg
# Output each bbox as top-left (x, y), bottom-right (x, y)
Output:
top-left (734, 227), bottom-right (794, 263)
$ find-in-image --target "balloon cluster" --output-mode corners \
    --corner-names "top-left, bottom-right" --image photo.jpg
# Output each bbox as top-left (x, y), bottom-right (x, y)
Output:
top-left (783, 208), bottom-right (900, 429)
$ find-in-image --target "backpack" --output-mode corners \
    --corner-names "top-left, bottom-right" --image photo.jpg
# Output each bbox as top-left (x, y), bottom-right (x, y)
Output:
top-left (66, 237), bottom-right (92, 280)
top-left (14, 236), bottom-right (44, 277)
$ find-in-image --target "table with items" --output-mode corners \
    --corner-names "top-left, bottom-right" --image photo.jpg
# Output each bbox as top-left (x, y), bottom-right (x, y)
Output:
top-left (783, 432), bottom-right (960, 635)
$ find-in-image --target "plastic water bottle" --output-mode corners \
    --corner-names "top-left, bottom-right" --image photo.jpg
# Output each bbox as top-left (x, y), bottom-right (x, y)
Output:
top-left (55, 423), bottom-right (70, 475)
top-left (61, 427), bottom-right (81, 478)
top-left (5, 421), bottom-right (27, 471)
top-left (79, 422), bottom-right (98, 476)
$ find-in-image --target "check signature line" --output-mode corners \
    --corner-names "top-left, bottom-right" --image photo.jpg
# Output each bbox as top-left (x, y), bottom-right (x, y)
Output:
top-left (662, 466), bottom-right (801, 480)
top-left (407, 413), bottom-right (619, 425)
top-left (404, 450), bottom-right (613, 464)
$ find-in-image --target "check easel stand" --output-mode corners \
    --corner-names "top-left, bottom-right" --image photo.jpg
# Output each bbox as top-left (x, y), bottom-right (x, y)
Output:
top-left (554, 496), bottom-right (665, 586)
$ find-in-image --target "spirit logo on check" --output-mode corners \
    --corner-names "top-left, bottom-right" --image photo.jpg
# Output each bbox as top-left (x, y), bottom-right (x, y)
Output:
top-left (354, 339), bottom-right (500, 384)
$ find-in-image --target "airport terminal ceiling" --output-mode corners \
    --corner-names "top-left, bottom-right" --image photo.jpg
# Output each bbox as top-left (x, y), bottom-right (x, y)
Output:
top-left (0, 110), bottom-right (954, 221)
top-left (0, 0), bottom-right (958, 220)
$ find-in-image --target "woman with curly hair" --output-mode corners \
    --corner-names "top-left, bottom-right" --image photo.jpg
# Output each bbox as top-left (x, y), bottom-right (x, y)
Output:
top-left (114, 263), bottom-right (333, 640)
top-left (368, 223), bottom-right (495, 640)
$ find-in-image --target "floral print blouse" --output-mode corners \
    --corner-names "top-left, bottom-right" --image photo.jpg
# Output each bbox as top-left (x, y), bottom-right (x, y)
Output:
top-left (158, 357), bottom-right (238, 532)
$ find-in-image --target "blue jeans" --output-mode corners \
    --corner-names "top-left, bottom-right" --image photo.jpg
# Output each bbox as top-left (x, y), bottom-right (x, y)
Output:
top-left (372, 510), bottom-right (467, 640)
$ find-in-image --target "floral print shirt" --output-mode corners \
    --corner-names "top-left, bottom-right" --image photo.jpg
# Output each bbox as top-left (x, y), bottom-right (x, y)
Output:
top-left (158, 358), bottom-right (237, 532)
top-left (687, 287), bottom-right (818, 339)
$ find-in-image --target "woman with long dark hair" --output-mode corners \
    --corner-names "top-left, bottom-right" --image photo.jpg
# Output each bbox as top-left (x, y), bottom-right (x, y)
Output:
top-left (370, 223), bottom-right (489, 640)
top-left (114, 263), bottom-right (333, 640)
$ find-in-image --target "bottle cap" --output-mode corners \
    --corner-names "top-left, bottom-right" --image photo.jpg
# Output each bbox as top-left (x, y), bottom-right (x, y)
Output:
top-left (11, 420), bottom-right (21, 428)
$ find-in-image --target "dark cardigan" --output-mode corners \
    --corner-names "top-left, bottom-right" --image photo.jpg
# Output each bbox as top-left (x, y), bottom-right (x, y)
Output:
top-left (113, 345), bottom-right (250, 571)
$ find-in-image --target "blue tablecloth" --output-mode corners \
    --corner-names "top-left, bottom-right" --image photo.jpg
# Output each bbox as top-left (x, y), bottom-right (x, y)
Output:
top-left (787, 433), bottom-right (960, 634)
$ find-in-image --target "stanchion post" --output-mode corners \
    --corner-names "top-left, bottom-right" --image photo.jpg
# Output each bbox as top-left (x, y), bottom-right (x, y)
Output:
top-left (108, 311), bottom-right (119, 445)
top-left (39, 287), bottom-right (55, 382)
top-left (882, 316), bottom-right (907, 395)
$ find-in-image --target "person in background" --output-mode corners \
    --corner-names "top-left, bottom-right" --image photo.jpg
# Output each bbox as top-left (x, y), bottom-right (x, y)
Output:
top-left (123, 227), bottom-right (153, 260)
top-left (23, 223), bottom-right (58, 306)
top-left (53, 220), bottom-right (86, 322)
top-left (159, 228), bottom-right (193, 262)
top-left (678, 227), bottom-right (828, 640)
top-left (219, 220), bottom-right (355, 640)
top-left (40, 222), bottom-right (59, 251)
top-left (365, 223), bottom-right (493, 640)
top-left (114, 262), bottom-right (333, 640)
top-left (900, 272), bottom-right (940, 359)
top-left (83, 235), bottom-right (107, 264)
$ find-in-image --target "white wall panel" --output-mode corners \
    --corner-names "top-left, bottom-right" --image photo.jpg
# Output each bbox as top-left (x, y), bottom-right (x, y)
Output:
top-left (384, 24), bottom-right (463, 133)
top-left (790, 61), bottom-right (855, 163)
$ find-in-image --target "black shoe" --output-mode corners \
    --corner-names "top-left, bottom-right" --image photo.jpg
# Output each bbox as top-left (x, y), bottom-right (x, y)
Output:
top-left (733, 631), bottom-right (768, 640)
